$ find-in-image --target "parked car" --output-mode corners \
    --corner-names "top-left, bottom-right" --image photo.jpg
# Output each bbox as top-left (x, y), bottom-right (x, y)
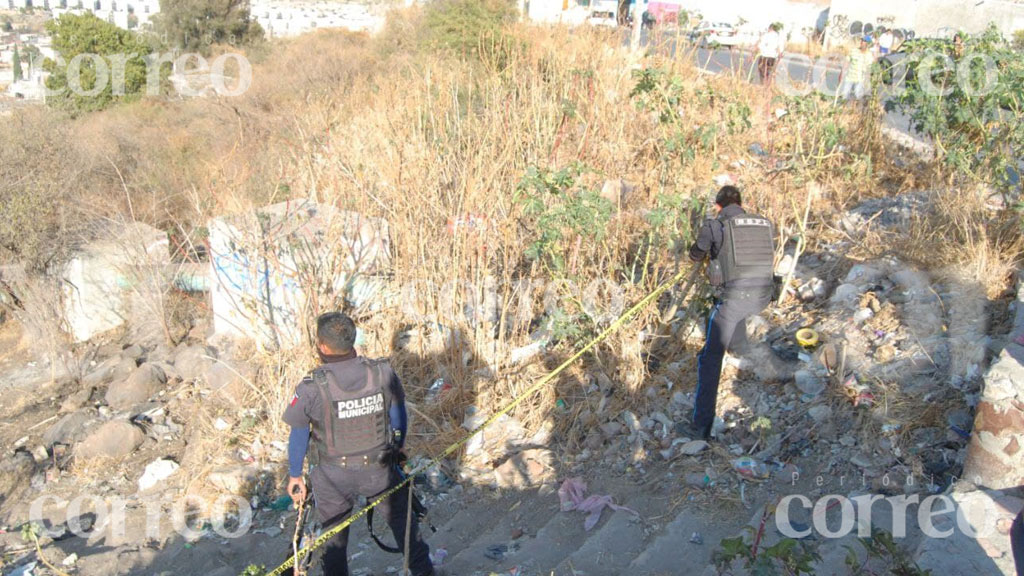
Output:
top-left (690, 21), bottom-right (757, 48)
top-left (587, 0), bottom-right (618, 28)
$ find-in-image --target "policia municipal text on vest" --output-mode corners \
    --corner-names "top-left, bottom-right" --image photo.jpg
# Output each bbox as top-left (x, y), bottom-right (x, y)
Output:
top-left (283, 312), bottom-right (436, 576)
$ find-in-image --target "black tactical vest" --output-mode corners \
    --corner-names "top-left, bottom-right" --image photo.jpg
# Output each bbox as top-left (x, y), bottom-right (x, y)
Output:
top-left (715, 213), bottom-right (774, 287)
top-left (309, 360), bottom-right (392, 464)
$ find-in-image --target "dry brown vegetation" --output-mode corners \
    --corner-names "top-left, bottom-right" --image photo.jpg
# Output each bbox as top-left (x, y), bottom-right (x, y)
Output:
top-left (1, 9), bottom-right (1021, 484)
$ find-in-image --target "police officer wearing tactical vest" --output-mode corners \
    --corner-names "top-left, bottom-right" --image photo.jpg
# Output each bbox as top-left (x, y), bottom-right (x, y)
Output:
top-left (686, 186), bottom-right (775, 440)
top-left (284, 312), bottom-right (435, 576)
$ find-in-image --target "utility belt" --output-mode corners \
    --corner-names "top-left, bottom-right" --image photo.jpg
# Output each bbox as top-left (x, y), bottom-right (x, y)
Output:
top-left (718, 284), bottom-right (774, 302)
top-left (310, 444), bottom-right (390, 469)
top-left (318, 453), bottom-right (388, 469)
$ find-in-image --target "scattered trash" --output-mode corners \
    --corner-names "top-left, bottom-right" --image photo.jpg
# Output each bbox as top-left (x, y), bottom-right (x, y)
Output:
top-left (558, 478), bottom-right (639, 531)
top-left (269, 495), bottom-right (293, 511)
top-left (689, 532), bottom-right (704, 545)
top-left (9, 561), bottom-right (36, 576)
top-left (950, 425), bottom-right (971, 439)
top-left (853, 308), bottom-right (874, 323)
top-left (795, 328), bottom-right (819, 350)
top-left (484, 543), bottom-right (518, 561)
top-left (254, 526), bottom-right (283, 538)
top-left (843, 375), bottom-right (875, 407)
top-left (748, 143), bottom-right (767, 156)
top-left (430, 548), bottom-right (448, 566)
top-left (30, 445), bottom-right (49, 464)
top-left (425, 378), bottom-right (450, 403)
top-left (881, 424), bottom-right (902, 434)
top-left (732, 456), bottom-right (770, 480)
top-left (447, 213), bottom-right (490, 237)
top-left (214, 418), bottom-right (231, 431)
top-left (62, 553), bottom-right (78, 566)
top-left (770, 337), bottom-right (800, 362)
top-left (677, 440), bottom-right (709, 456)
top-left (138, 459), bottom-right (179, 491)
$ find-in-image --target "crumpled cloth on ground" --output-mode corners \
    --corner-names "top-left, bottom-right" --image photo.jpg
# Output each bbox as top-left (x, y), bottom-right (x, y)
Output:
top-left (558, 477), bottom-right (639, 531)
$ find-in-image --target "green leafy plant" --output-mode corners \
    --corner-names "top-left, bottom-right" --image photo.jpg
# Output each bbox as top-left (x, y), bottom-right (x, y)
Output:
top-left (751, 415), bottom-right (773, 445)
top-left (886, 25), bottom-right (1024, 192)
top-left (633, 193), bottom-right (701, 283)
top-left (775, 92), bottom-right (854, 177)
top-left (632, 69), bottom-right (751, 166)
top-left (713, 531), bottom-right (820, 575)
top-left (154, 0), bottom-right (264, 53)
top-left (845, 528), bottom-right (932, 576)
top-left (422, 0), bottom-right (518, 60)
top-left (21, 523), bottom-right (71, 576)
top-left (43, 13), bottom-right (166, 115)
top-left (514, 164), bottom-right (613, 274)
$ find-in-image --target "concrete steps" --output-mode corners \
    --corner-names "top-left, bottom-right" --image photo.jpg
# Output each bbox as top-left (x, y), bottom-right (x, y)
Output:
top-left (628, 506), bottom-right (744, 576)
top-left (444, 491), bottom-right (559, 573)
top-left (348, 486), bottom-right (746, 576)
top-left (553, 508), bottom-right (647, 576)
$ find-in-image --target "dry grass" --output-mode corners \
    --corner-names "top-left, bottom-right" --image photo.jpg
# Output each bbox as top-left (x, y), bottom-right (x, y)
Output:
top-left (2, 8), bottom-right (1022, 488)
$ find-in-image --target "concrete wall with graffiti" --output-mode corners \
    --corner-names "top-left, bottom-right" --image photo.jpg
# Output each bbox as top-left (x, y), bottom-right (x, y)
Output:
top-left (828, 0), bottom-right (1024, 40)
top-left (208, 200), bottom-right (391, 350)
top-left (61, 222), bottom-right (170, 343)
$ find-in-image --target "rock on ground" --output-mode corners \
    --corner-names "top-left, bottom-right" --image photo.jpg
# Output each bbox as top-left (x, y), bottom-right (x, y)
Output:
top-left (0, 452), bottom-right (35, 501)
top-left (172, 345), bottom-right (216, 382)
top-left (60, 386), bottom-right (94, 413)
top-left (76, 420), bottom-right (145, 460)
top-left (208, 465), bottom-right (260, 495)
top-left (202, 361), bottom-right (254, 404)
top-left (494, 449), bottom-right (555, 489)
top-left (105, 363), bottom-right (167, 410)
top-left (43, 409), bottom-right (95, 446)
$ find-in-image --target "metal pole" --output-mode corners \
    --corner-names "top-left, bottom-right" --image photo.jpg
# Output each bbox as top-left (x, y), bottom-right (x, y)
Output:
top-left (403, 482), bottom-right (414, 576)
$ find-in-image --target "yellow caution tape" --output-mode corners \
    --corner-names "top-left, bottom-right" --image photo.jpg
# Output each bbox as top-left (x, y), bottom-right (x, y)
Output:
top-left (256, 266), bottom-right (693, 576)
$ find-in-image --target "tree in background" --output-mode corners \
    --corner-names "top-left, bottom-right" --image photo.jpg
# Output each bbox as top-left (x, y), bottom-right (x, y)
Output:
top-left (12, 44), bottom-right (22, 81)
top-left (22, 44), bottom-right (41, 73)
top-left (887, 25), bottom-right (1024, 193)
top-left (154, 0), bottom-right (263, 53)
top-left (43, 13), bottom-right (162, 116)
top-left (422, 0), bottom-right (517, 59)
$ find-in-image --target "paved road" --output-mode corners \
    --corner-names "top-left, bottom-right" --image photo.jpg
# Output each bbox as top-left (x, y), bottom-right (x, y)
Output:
top-left (632, 30), bottom-right (929, 151)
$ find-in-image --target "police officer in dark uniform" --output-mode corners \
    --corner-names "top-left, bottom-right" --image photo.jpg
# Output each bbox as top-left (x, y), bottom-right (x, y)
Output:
top-left (686, 186), bottom-right (775, 440)
top-left (284, 312), bottom-right (434, 576)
